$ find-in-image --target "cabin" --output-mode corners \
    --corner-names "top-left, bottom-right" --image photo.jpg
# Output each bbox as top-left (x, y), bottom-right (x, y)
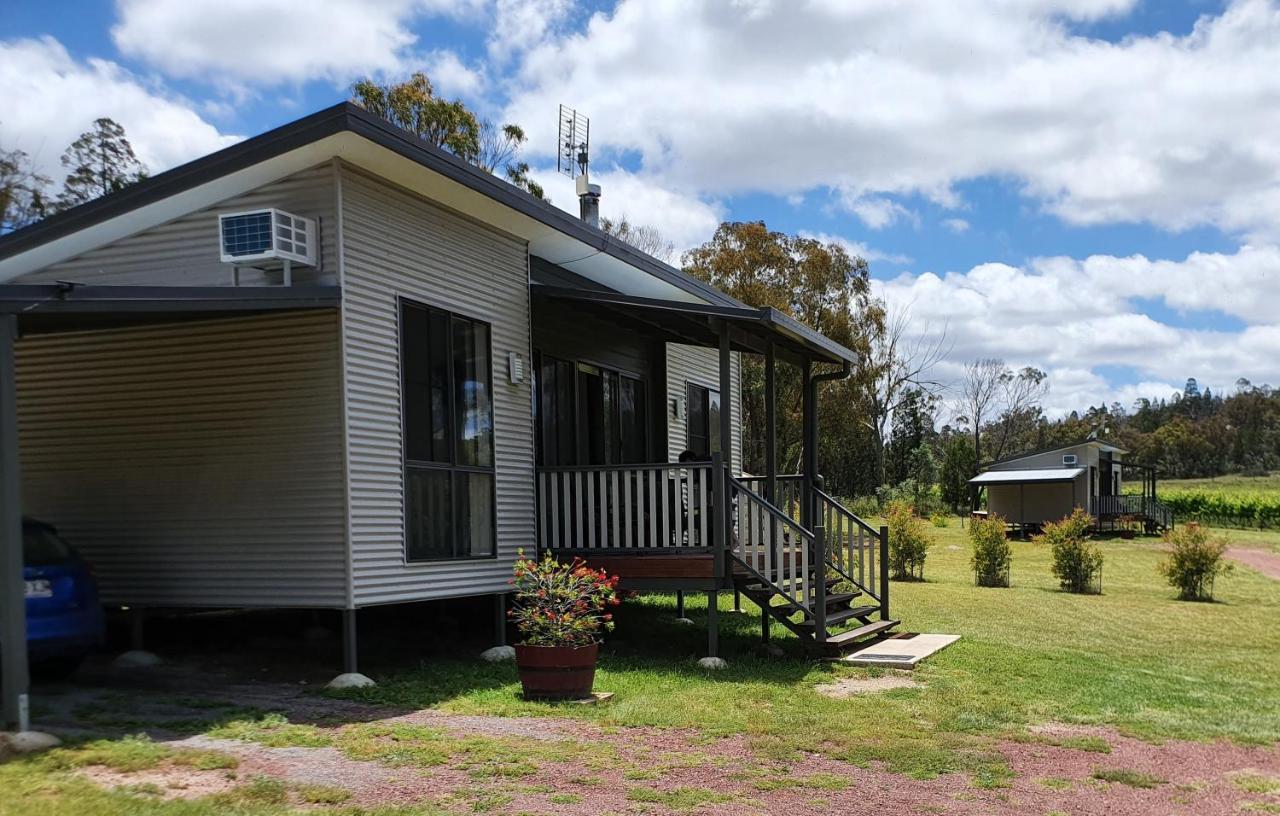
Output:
top-left (0, 104), bottom-right (892, 725)
top-left (968, 438), bottom-right (1170, 534)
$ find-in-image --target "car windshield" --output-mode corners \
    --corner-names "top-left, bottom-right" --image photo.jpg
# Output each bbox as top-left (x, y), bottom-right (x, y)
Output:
top-left (23, 525), bottom-right (73, 566)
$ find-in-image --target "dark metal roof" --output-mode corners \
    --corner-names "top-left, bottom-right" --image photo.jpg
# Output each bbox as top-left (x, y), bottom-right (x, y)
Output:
top-left (531, 283), bottom-right (858, 366)
top-left (0, 103), bottom-right (740, 309)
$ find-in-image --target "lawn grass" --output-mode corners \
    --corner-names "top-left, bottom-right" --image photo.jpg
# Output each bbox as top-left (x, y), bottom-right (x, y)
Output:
top-left (339, 521), bottom-right (1280, 779)
top-left (3, 519), bottom-right (1277, 815)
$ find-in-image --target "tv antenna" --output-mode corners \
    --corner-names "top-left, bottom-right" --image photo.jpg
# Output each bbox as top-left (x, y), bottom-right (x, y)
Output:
top-left (557, 104), bottom-right (590, 181)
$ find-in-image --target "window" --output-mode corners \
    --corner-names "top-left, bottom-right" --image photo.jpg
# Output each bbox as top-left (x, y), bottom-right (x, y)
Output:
top-left (400, 299), bottom-right (495, 562)
top-left (686, 383), bottom-right (721, 460)
top-left (534, 354), bottom-right (648, 466)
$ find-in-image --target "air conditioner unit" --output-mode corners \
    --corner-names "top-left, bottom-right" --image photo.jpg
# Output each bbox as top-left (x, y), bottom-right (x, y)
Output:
top-left (219, 209), bottom-right (316, 266)
top-left (1063, 454), bottom-right (1078, 466)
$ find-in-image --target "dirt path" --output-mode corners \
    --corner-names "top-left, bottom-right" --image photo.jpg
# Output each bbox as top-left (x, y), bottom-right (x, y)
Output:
top-left (1228, 546), bottom-right (1280, 579)
top-left (33, 670), bottom-right (1280, 816)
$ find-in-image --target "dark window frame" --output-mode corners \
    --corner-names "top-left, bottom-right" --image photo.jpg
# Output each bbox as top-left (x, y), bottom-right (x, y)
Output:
top-left (399, 296), bottom-right (498, 564)
top-left (685, 382), bottom-right (721, 461)
top-left (534, 351), bottom-right (649, 467)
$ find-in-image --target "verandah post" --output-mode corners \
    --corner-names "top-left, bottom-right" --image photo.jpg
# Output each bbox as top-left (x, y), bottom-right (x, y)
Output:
top-left (813, 521), bottom-right (827, 645)
top-left (879, 525), bottom-right (891, 621)
top-left (0, 314), bottom-right (29, 731)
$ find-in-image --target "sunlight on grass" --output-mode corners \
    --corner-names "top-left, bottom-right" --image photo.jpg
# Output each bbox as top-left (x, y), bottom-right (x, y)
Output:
top-left (337, 520), bottom-right (1280, 781)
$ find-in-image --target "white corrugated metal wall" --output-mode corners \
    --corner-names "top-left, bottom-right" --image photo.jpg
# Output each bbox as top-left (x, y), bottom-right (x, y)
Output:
top-left (13, 165), bottom-right (338, 287)
top-left (338, 164), bottom-right (535, 606)
top-left (16, 310), bottom-right (349, 607)
top-left (665, 344), bottom-right (743, 472)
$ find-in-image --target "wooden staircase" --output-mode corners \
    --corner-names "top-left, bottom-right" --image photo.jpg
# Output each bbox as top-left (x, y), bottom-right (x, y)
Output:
top-left (728, 476), bottom-right (899, 656)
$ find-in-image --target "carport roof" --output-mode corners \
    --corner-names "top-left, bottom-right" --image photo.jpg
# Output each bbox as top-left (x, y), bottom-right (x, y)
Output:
top-left (968, 467), bottom-right (1085, 485)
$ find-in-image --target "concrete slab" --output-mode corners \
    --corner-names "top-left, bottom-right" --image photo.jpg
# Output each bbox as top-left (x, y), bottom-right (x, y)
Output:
top-left (838, 633), bottom-right (959, 669)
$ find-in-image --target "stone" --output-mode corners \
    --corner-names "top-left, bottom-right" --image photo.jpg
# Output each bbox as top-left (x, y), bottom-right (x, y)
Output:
top-left (326, 672), bottom-right (376, 689)
top-left (112, 650), bottom-right (162, 669)
top-left (697, 656), bottom-right (729, 670)
top-left (673, 617), bottom-right (695, 626)
top-left (480, 645), bottom-right (516, 662)
top-left (1, 731), bottom-right (62, 755)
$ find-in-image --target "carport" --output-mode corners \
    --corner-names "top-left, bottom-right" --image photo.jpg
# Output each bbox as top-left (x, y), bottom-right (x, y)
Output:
top-left (1, 284), bottom-right (340, 730)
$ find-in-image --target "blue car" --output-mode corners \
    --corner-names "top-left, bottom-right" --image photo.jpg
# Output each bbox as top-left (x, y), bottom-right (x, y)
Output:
top-left (22, 518), bottom-right (105, 678)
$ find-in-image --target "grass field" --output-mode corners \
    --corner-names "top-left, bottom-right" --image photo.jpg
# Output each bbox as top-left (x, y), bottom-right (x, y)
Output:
top-left (343, 521), bottom-right (1280, 767)
top-left (4, 520), bottom-right (1278, 814)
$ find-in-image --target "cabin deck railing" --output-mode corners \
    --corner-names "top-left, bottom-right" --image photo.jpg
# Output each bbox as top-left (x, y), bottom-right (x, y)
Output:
top-left (1096, 494), bottom-right (1173, 530)
top-left (537, 462), bottom-right (715, 552)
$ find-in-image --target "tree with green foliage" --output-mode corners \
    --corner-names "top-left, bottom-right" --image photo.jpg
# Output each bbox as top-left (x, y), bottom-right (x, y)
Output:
top-left (352, 73), bottom-right (545, 200)
top-left (682, 221), bottom-right (885, 496)
top-left (55, 118), bottom-right (147, 211)
top-left (1158, 522), bottom-right (1231, 602)
top-left (938, 429), bottom-right (978, 512)
top-left (0, 145), bottom-right (49, 233)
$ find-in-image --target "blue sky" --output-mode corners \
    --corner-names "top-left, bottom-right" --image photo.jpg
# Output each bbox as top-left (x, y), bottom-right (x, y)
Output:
top-left (3, 0), bottom-right (1278, 416)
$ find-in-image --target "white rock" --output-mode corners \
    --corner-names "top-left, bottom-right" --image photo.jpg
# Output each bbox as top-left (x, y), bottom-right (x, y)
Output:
top-left (326, 672), bottom-right (376, 689)
top-left (480, 645), bottom-right (516, 662)
top-left (2, 731), bottom-right (62, 754)
top-left (697, 656), bottom-right (729, 670)
top-left (673, 617), bottom-right (696, 626)
top-left (112, 650), bottom-right (162, 669)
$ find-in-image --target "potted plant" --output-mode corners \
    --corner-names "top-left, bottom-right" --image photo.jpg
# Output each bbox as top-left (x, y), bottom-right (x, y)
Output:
top-left (509, 551), bottom-right (620, 700)
top-left (1117, 514), bottom-right (1138, 539)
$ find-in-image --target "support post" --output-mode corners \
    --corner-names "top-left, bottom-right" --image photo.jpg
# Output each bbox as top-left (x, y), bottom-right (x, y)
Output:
top-left (717, 323), bottom-right (733, 476)
top-left (761, 605), bottom-right (770, 643)
top-left (706, 591), bottom-right (719, 658)
top-left (813, 521), bottom-right (827, 645)
top-left (493, 593), bottom-right (506, 647)
top-left (1, 315), bottom-right (29, 731)
top-left (130, 607), bottom-right (146, 651)
top-left (801, 361), bottom-right (815, 530)
top-left (732, 588), bottom-right (742, 613)
top-left (764, 343), bottom-right (777, 504)
top-left (879, 525), bottom-right (891, 621)
top-left (711, 451), bottom-right (727, 583)
top-left (341, 609), bottom-right (358, 675)
top-left (675, 590), bottom-right (685, 618)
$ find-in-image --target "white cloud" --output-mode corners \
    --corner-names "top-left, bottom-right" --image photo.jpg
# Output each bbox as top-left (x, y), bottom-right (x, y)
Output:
top-left (0, 37), bottom-right (239, 182)
top-left (111, 0), bottom-right (484, 89)
top-left (422, 50), bottom-right (485, 97)
top-left (837, 192), bottom-right (918, 230)
top-left (874, 244), bottom-right (1280, 416)
top-left (942, 218), bottom-right (970, 234)
top-left (504, 0), bottom-right (1280, 240)
top-left (798, 231), bottom-right (911, 267)
top-left (538, 168), bottom-right (723, 257)
top-left (487, 0), bottom-right (577, 62)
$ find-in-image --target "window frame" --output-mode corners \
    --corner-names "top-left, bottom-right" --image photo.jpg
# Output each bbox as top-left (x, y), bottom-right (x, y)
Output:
top-left (685, 382), bottom-right (722, 461)
top-left (534, 351), bottom-right (650, 467)
top-left (398, 296), bottom-right (498, 564)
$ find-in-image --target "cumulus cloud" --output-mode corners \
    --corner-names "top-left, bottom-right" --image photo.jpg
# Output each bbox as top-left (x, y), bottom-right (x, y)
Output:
top-left (111, 0), bottom-right (485, 88)
top-left (0, 37), bottom-right (239, 181)
top-left (504, 0), bottom-right (1280, 240)
top-left (874, 244), bottom-right (1280, 416)
top-left (798, 232), bottom-right (911, 267)
top-left (942, 218), bottom-right (970, 234)
top-left (538, 167), bottom-right (724, 257)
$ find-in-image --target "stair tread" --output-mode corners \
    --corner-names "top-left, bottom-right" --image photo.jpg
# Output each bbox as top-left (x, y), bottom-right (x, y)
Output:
top-left (796, 605), bottom-right (880, 629)
top-left (825, 619), bottom-right (900, 646)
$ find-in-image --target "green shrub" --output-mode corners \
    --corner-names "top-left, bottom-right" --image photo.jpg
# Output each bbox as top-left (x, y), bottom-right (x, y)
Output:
top-left (1158, 522), bottom-right (1232, 601)
top-left (930, 512), bottom-right (950, 528)
top-left (886, 501), bottom-right (931, 581)
top-left (1037, 508), bottom-right (1103, 594)
top-left (846, 494), bottom-right (880, 520)
top-left (969, 513), bottom-right (1011, 587)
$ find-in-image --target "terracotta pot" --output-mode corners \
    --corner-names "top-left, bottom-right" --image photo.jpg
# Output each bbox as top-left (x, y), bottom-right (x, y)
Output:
top-left (514, 643), bottom-right (599, 700)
